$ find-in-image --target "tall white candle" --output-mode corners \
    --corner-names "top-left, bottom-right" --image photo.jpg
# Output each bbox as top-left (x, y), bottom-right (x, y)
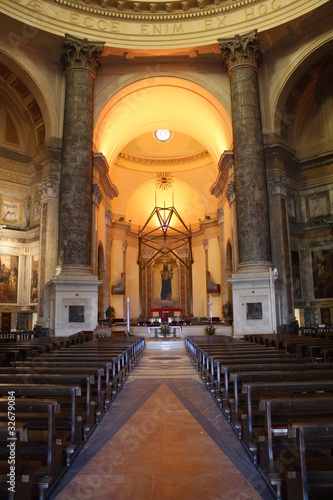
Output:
top-left (127, 297), bottom-right (130, 333)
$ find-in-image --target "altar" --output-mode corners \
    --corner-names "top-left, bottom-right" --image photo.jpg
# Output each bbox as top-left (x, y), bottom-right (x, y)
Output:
top-left (147, 325), bottom-right (182, 338)
top-left (149, 307), bottom-right (182, 323)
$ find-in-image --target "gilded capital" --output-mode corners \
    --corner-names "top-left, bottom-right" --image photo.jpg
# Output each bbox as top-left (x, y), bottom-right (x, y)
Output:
top-left (61, 34), bottom-right (105, 75)
top-left (218, 29), bottom-right (262, 72)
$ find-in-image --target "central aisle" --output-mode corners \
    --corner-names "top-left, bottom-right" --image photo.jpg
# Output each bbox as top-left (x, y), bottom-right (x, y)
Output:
top-left (53, 346), bottom-right (275, 499)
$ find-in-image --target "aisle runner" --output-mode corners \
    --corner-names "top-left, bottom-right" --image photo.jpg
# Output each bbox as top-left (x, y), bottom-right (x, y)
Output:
top-left (56, 384), bottom-right (262, 500)
top-left (128, 348), bottom-right (199, 380)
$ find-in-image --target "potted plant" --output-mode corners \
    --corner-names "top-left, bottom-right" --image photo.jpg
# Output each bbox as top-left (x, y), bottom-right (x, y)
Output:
top-left (222, 301), bottom-right (233, 325)
top-left (204, 324), bottom-right (216, 335)
top-left (105, 306), bottom-right (116, 325)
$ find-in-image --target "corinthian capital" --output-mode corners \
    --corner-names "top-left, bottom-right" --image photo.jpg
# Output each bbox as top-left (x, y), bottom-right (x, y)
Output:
top-left (225, 180), bottom-right (236, 205)
top-left (105, 208), bottom-right (113, 227)
top-left (92, 183), bottom-right (103, 207)
top-left (268, 175), bottom-right (289, 196)
top-left (61, 34), bottom-right (104, 75)
top-left (38, 178), bottom-right (59, 200)
top-left (218, 29), bottom-right (262, 72)
top-left (216, 206), bottom-right (224, 226)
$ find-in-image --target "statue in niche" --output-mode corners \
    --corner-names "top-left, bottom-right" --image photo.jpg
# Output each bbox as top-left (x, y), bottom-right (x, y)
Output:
top-left (160, 264), bottom-right (173, 300)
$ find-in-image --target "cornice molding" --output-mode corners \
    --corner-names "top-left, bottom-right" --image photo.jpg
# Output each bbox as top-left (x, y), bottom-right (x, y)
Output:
top-left (2, 0), bottom-right (330, 49)
top-left (55, 0), bottom-right (261, 21)
top-left (117, 150), bottom-right (210, 166)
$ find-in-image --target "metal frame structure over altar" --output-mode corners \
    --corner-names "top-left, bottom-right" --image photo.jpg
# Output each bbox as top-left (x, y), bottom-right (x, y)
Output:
top-left (137, 203), bottom-right (193, 318)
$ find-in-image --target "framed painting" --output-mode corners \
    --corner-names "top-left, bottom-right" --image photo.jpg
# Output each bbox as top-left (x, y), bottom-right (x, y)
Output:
top-left (31, 255), bottom-right (39, 303)
top-left (0, 255), bottom-right (18, 303)
top-left (312, 249), bottom-right (333, 299)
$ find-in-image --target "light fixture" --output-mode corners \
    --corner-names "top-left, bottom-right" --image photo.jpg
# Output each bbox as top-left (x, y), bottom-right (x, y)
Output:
top-left (154, 172), bottom-right (174, 191)
top-left (154, 129), bottom-right (172, 142)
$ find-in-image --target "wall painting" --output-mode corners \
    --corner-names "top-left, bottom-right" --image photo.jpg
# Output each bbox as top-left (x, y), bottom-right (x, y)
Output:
top-left (0, 255), bottom-right (18, 303)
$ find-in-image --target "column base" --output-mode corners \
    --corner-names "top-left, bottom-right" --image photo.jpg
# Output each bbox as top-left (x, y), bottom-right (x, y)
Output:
top-left (229, 262), bottom-right (278, 337)
top-left (46, 270), bottom-right (101, 337)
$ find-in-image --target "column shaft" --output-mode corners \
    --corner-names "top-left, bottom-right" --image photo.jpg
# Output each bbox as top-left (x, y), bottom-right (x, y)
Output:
top-left (219, 31), bottom-right (271, 267)
top-left (58, 35), bottom-right (104, 273)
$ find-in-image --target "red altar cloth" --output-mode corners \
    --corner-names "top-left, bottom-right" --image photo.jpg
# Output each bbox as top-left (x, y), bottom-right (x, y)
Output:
top-left (149, 308), bottom-right (182, 313)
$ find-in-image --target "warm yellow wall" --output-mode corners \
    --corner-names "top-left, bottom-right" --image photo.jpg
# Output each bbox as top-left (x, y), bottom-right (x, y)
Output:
top-left (207, 236), bottom-right (222, 319)
top-left (110, 238), bottom-right (124, 319)
top-left (192, 242), bottom-right (206, 318)
top-left (126, 244), bottom-right (140, 319)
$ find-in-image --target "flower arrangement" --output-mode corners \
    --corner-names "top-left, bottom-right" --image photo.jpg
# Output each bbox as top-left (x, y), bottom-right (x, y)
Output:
top-left (95, 332), bottom-right (109, 339)
top-left (160, 324), bottom-right (171, 336)
top-left (155, 324), bottom-right (177, 339)
top-left (204, 325), bottom-right (216, 335)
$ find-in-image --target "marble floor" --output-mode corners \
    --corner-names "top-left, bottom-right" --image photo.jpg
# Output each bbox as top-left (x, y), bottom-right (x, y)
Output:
top-left (52, 345), bottom-right (275, 500)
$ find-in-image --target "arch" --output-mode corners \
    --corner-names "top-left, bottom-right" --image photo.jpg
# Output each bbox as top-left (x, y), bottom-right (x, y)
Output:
top-left (0, 44), bottom-right (62, 146)
top-left (94, 75), bottom-right (232, 166)
top-left (271, 37), bottom-right (333, 142)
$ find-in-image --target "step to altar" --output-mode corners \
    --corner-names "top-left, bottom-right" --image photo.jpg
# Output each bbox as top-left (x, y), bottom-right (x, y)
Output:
top-left (145, 338), bottom-right (185, 350)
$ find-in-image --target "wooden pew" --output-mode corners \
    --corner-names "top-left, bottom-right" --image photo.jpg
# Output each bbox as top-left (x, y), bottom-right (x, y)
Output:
top-left (286, 422), bottom-right (333, 500)
top-left (4, 365), bottom-right (105, 420)
top-left (0, 399), bottom-right (62, 474)
top-left (230, 369), bottom-right (333, 427)
top-left (0, 374), bottom-right (96, 442)
top-left (30, 353), bottom-right (126, 392)
top-left (241, 380), bottom-right (333, 444)
top-left (0, 399), bottom-right (63, 499)
top-left (0, 384), bottom-right (81, 448)
top-left (13, 360), bottom-right (115, 410)
top-left (0, 427), bottom-right (44, 500)
top-left (200, 350), bottom-right (300, 384)
top-left (186, 335), bottom-right (333, 499)
top-left (258, 395), bottom-right (333, 475)
top-left (220, 362), bottom-right (333, 401)
top-left (206, 354), bottom-right (316, 400)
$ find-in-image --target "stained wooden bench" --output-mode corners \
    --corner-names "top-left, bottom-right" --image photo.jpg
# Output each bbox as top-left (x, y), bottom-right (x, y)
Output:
top-left (0, 399), bottom-right (63, 475)
top-left (241, 380), bottom-right (333, 444)
top-left (0, 398), bottom-right (64, 499)
top-left (0, 384), bottom-right (81, 448)
top-left (257, 395), bottom-right (333, 475)
top-left (13, 360), bottom-right (115, 410)
top-left (4, 365), bottom-right (105, 419)
top-left (204, 354), bottom-right (315, 398)
top-left (230, 369), bottom-right (333, 426)
top-left (286, 422), bottom-right (333, 500)
top-left (0, 374), bottom-right (96, 443)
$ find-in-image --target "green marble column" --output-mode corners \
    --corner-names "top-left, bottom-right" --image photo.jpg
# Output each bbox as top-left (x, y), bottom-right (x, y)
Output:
top-left (58, 34), bottom-right (104, 275)
top-left (218, 30), bottom-right (272, 269)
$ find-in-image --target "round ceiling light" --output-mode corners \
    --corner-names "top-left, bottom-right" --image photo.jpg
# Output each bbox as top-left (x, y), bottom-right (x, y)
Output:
top-left (154, 129), bottom-right (172, 142)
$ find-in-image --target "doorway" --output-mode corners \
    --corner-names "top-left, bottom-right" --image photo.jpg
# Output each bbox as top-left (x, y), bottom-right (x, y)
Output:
top-left (321, 307), bottom-right (331, 326)
top-left (1, 312), bottom-right (11, 332)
